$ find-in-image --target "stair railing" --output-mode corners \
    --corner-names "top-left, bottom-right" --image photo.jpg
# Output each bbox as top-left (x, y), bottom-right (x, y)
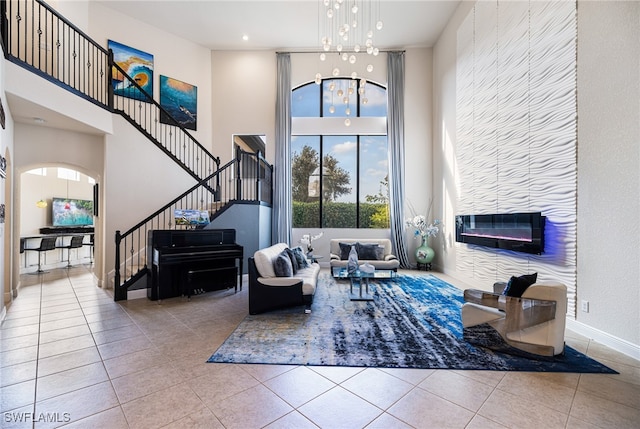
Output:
top-left (114, 151), bottom-right (272, 300)
top-left (110, 60), bottom-right (219, 182)
top-left (0, 0), bottom-right (219, 182)
top-left (1, 0), bottom-right (111, 108)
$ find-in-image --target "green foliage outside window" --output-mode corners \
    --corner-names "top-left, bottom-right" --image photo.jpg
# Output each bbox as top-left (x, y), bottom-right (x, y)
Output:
top-left (293, 201), bottom-right (389, 229)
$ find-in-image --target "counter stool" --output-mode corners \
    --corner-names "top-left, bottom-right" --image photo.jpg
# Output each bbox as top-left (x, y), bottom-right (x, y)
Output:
top-left (84, 234), bottom-right (94, 264)
top-left (24, 236), bottom-right (58, 273)
top-left (58, 235), bottom-right (85, 268)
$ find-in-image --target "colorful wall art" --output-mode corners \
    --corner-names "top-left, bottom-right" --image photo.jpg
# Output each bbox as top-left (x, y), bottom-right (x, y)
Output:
top-left (159, 75), bottom-right (198, 130)
top-left (109, 40), bottom-right (154, 101)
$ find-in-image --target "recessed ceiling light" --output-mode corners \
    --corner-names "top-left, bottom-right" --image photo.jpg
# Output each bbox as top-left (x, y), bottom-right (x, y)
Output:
top-left (242, 34), bottom-right (249, 41)
top-left (33, 117), bottom-right (46, 124)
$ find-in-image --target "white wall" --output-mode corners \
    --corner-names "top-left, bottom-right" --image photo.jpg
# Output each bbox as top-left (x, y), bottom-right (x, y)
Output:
top-left (433, 0), bottom-right (639, 353)
top-left (87, 2), bottom-right (213, 151)
top-left (211, 51), bottom-right (277, 164)
top-left (0, 34), bottom-right (15, 313)
top-left (576, 1), bottom-right (639, 350)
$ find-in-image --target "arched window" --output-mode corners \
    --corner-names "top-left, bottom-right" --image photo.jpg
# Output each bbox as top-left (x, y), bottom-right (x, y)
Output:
top-left (291, 78), bottom-right (389, 229)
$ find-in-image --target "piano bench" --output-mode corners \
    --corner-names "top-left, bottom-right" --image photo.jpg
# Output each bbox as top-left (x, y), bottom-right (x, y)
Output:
top-left (185, 266), bottom-right (238, 299)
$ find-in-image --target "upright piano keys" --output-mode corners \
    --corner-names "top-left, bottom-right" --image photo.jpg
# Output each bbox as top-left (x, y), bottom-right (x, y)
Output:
top-left (147, 229), bottom-right (243, 300)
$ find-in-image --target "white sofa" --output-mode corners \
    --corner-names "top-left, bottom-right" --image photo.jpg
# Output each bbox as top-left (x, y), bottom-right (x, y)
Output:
top-left (248, 243), bottom-right (320, 314)
top-left (329, 238), bottom-right (400, 272)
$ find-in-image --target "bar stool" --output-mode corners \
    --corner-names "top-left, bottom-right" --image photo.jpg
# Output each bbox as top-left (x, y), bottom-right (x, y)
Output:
top-left (24, 236), bottom-right (58, 273)
top-left (83, 234), bottom-right (94, 264)
top-left (58, 235), bottom-right (85, 268)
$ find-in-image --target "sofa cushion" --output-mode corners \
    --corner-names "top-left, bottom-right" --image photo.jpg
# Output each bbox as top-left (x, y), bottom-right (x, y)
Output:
top-left (253, 243), bottom-right (289, 278)
top-left (273, 250), bottom-right (294, 277)
top-left (284, 247), bottom-right (299, 273)
top-left (357, 242), bottom-right (379, 260)
top-left (504, 273), bottom-right (538, 297)
top-left (339, 242), bottom-right (356, 260)
top-left (290, 246), bottom-right (310, 268)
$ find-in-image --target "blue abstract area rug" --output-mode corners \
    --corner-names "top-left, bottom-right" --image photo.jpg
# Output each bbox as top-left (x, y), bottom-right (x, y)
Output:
top-left (208, 274), bottom-right (616, 373)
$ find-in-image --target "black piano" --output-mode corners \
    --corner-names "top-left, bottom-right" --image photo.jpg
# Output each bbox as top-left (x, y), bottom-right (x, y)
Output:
top-left (147, 229), bottom-right (243, 300)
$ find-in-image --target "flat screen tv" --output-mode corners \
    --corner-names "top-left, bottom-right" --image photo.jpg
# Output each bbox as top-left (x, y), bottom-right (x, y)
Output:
top-left (52, 197), bottom-right (94, 227)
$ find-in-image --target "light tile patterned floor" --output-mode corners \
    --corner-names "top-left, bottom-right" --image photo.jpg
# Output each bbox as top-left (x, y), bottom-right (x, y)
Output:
top-left (1, 266), bottom-right (638, 428)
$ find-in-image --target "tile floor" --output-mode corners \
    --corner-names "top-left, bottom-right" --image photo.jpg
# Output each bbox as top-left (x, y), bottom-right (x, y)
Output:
top-left (1, 265), bottom-right (639, 428)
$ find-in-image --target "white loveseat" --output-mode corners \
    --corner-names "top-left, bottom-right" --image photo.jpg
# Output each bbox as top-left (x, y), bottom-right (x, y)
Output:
top-left (329, 238), bottom-right (400, 272)
top-left (248, 243), bottom-right (320, 314)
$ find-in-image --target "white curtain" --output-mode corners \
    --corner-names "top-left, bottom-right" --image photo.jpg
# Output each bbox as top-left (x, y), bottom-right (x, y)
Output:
top-left (387, 51), bottom-right (411, 268)
top-left (273, 53), bottom-right (292, 245)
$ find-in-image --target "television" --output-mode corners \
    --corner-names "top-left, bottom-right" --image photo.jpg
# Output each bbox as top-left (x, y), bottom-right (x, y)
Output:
top-left (52, 197), bottom-right (94, 227)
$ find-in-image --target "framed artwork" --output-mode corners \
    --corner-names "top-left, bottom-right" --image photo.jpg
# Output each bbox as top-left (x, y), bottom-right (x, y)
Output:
top-left (159, 75), bottom-right (197, 131)
top-left (109, 39), bottom-right (154, 101)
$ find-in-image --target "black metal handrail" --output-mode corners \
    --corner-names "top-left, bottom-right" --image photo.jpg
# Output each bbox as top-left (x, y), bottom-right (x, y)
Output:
top-left (1, 0), bottom-right (111, 108)
top-left (114, 152), bottom-right (272, 300)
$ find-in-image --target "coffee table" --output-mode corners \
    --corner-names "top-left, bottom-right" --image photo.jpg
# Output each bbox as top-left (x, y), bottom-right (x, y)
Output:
top-left (332, 267), bottom-right (397, 301)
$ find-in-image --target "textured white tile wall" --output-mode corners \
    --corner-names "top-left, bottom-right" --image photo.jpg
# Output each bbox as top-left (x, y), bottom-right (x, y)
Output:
top-left (455, 1), bottom-right (577, 316)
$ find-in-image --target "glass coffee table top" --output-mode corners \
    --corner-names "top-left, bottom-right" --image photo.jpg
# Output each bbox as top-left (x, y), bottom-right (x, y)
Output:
top-left (331, 267), bottom-right (397, 301)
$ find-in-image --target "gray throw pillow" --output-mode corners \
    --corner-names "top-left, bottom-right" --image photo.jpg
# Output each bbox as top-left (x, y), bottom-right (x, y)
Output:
top-left (339, 242), bottom-right (356, 260)
top-left (375, 245), bottom-right (385, 261)
top-left (285, 247), bottom-right (299, 273)
top-left (357, 243), bottom-right (379, 260)
top-left (273, 251), bottom-right (293, 277)
top-left (291, 246), bottom-right (310, 268)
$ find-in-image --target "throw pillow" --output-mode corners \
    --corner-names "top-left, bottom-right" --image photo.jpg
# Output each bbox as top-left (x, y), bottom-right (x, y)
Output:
top-left (273, 251), bottom-right (293, 277)
top-left (290, 246), bottom-right (310, 268)
top-left (504, 273), bottom-right (538, 297)
top-left (375, 245), bottom-right (385, 261)
top-left (357, 243), bottom-right (379, 260)
top-left (284, 247), bottom-right (299, 274)
top-left (339, 242), bottom-right (356, 260)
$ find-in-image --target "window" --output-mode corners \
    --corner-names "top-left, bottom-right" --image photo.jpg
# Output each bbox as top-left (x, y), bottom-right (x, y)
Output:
top-left (291, 78), bottom-right (389, 229)
top-left (26, 168), bottom-right (47, 176)
top-left (57, 168), bottom-right (80, 181)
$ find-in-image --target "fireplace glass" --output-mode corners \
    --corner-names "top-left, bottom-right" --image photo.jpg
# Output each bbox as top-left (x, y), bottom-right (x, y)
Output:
top-left (455, 212), bottom-right (545, 254)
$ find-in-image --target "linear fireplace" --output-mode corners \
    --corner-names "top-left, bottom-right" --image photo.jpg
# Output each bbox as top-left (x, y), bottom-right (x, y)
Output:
top-left (455, 212), bottom-right (545, 254)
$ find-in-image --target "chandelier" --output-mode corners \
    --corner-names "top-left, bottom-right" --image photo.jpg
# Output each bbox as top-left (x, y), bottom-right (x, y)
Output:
top-left (314, 0), bottom-right (383, 126)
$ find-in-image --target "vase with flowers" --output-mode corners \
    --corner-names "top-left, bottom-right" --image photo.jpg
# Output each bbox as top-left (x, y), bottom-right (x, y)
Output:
top-left (299, 232), bottom-right (323, 257)
top-left (405, 206), bottom-right (441, 269)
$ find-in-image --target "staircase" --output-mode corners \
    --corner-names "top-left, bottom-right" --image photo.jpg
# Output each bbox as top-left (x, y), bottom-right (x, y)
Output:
top-left (1, 0), bottom-right (272, 300)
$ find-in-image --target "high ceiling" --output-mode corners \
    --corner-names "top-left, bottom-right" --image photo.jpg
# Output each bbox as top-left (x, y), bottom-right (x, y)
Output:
top-left (9, 1), bottom-right (461, 133)
top-left (95, 0), bottom-right (461, 50)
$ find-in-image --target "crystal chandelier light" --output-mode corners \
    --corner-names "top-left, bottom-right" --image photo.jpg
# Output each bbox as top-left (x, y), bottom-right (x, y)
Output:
top-left (315, 0), bottom-right (383, 126)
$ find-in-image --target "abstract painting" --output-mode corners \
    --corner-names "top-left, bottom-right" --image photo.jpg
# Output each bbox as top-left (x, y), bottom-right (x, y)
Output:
top-left (159, 75), bottom-right (197, 130)
top-left (109, 40), bottom-right (154, 101)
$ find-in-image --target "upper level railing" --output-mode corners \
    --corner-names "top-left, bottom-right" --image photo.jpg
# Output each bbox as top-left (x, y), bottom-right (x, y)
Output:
top-left (0, 0), bottom-right (219, 181)
top-left (1, 0), bottom-right (110, 108)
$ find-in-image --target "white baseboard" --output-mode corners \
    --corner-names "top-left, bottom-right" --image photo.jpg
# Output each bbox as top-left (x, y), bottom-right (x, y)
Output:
top-left (566, 318), bottom-right (640, 361)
